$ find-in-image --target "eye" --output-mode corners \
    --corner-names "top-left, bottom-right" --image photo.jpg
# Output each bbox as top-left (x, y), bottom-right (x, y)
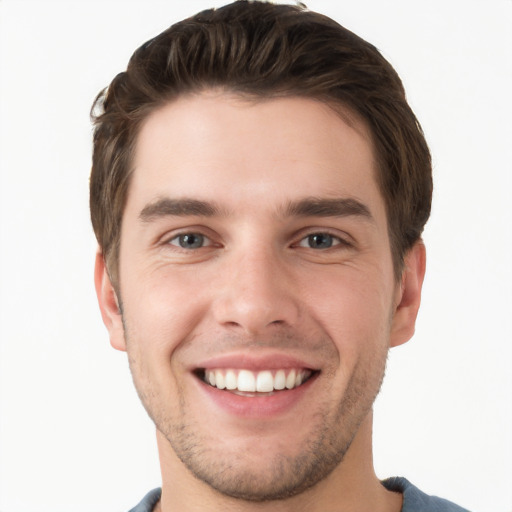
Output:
top-left (298, 233), bottom-right (343, 249)
top-left (168, 233), bottom-right (210, 249)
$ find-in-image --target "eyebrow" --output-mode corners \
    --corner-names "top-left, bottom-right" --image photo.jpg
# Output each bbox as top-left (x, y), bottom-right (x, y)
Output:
top-left (138, 196), bottom-right (373, 222)
top-left (139, 198), bottom-right (221, 221)
top-left (282, 197), bottom-right (373, 221)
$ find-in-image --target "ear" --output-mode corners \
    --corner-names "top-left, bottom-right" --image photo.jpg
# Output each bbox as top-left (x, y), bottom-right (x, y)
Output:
top-left (94, 249), bottom-right (126, 352)
top-left (390, 241), bottom-right (426, 348)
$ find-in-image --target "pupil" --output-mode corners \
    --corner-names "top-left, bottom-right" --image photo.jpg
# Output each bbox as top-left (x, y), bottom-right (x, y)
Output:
top-left (309, 233), bottom-right (332, 249)
top-left (180, 234), bottom-right (203, 248)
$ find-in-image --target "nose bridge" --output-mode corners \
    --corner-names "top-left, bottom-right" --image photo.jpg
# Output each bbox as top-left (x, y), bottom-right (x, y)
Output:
top-left (212, 242), bottom-right (299, 333)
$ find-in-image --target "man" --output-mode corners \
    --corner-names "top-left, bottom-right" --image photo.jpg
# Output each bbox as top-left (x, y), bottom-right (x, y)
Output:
top-left (90, 1), bottom-right (469, 511)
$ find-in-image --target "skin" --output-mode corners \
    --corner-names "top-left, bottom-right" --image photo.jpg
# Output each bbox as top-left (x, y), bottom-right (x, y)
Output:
top-left (96, 92), bottom-right (425, 512)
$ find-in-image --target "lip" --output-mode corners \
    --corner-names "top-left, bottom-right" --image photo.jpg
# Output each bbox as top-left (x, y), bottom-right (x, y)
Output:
top-left (193, 351), bottom-right (320, 372)
top-left (195, 372), bottom-right (319, 418)
top-left (191, 352), bottom-right (320, 418)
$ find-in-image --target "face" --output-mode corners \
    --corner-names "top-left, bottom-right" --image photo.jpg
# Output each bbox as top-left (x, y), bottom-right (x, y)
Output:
top-left (96, 92), bottom-right (424, 501)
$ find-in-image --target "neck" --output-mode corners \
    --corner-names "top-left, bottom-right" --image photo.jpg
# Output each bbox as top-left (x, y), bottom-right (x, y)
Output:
top-left (155, 411), bottom-right (402, 512)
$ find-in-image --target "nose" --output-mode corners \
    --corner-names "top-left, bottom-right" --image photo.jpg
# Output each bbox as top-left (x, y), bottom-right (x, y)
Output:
top-left (212, 247), bottom-right (300, 334)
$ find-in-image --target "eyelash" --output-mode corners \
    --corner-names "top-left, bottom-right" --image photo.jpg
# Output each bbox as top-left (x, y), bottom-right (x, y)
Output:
top-left (167, 232), bottom-right (214, 249)
top-left (295, 232), bottom-right (351, 250)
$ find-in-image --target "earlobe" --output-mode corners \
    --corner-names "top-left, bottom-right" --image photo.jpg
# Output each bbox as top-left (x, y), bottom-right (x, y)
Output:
top-left (94, 250), bottom-right (127, 352)
top-left (390, 241), bottom-right (426, 348)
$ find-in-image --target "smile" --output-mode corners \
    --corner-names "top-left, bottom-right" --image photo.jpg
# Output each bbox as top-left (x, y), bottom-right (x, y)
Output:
top-left (201, 368), bottom-right (315, 394)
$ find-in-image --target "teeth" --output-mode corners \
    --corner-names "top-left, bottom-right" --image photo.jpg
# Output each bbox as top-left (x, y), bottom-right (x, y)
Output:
top-left (256, 371), bottom-right (274, 392)
top-left (215, 371), bottom-right (226, 390)
top-left (238, 370), bottom-right (256, 392)
top-left (203, 368), bottom-right (312, 393)
top-left (225, 370), bottom-right (237, 390)
top-left (274, 370), bottom-right (286, 390)
top-left (286, 369), bottom-right (296, 390)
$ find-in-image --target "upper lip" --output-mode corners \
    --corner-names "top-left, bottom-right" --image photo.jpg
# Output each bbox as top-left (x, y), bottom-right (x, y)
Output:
top-left (192, 351), bottom-right (321, 372)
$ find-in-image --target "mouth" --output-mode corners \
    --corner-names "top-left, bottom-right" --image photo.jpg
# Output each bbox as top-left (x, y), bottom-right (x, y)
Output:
top-left (195, 368), bottom-right (318, 396)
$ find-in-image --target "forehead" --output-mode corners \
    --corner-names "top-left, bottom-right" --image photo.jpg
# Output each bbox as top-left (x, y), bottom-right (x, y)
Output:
top-left (128, 92), bottom-right (385, 223)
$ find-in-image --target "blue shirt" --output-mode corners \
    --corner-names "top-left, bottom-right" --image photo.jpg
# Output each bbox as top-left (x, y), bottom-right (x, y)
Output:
top-left (129, 478), bottom-right (470, 511)
top-left (382, 477), bottom-right (470, 511)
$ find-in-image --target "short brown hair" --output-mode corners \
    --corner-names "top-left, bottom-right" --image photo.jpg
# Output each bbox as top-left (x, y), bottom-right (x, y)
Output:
top-left (90, 0), bottom-right (432, 285)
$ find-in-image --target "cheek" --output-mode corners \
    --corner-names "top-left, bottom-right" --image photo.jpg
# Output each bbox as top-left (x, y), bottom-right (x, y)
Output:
top-left (120, 267), bottom-right (211, 359)
top-left (125, 269), bottom-right (205, 324)
top-left (300, 266), bottom-right (394, 356)
top-left (120, 275), bottom-right (197, 409)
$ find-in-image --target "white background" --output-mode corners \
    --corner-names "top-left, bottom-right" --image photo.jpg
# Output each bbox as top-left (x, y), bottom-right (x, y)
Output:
top-left (0, 1), bottom-right (511, 511)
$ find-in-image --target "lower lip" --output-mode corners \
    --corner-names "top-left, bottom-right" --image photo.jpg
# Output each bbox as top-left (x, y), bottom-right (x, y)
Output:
top-left (195, 373), bottom-right (318, 418)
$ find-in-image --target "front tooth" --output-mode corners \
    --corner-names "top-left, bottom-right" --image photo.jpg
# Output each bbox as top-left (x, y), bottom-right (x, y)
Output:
top-left (215, 370), bottom-right (226, 389)
top-left (285, 369), bottom-right (296, 389)
top-left (274, 370), bottom-right (286, 390)
top-left (225, 369), bottom-right (237, 390)
top-left (238, 370), bottom-right (256, 392)
top-left (256, 370), bottom-right (274, 392)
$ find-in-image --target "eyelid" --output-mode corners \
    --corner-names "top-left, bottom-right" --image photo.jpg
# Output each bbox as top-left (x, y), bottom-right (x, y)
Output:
top-left (292, 228), bottom-right (354, 248)
top-left (297, 234), bottom-right (341, 248)
top-left (159, 226), bottom-right (219, 248)
top-left (168, 233), bottom-right (213, 248)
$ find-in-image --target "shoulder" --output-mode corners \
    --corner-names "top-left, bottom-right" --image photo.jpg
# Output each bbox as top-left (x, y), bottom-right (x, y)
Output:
top-left (382, 477), bottom-right (471, 512)
top-left (128, 488), bottom-right (162, 512)
top-left (127, 481), bottom-right (470, 512)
